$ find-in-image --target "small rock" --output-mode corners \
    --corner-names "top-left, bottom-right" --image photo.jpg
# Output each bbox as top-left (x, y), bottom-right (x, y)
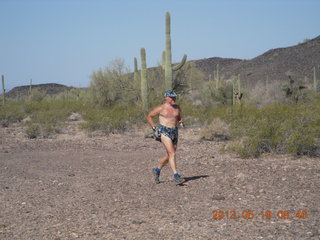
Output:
top-left (212, 195), bottom-right (225, 201)
top-left (236, 173), bottom-right (246, 181)
top-left (71, 233), bottom-right (78, 238)
top-left (132, 220), bottom-right (145, 225)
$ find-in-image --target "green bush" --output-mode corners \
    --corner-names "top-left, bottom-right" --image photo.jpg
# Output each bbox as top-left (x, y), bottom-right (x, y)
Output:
top-left (199, 118), bottom-right (230, 141)
top-left (80, 104), bottom-right (145, 134)
top-left (25, 123), bottom-right (41, 139)
top-left (89, 58), bottom-right (136, 107)
top-left (0, 100), bottom-right (27, 125)
top-left (0, 98), bottom-right (84, 137)
top-left (227, 99), bottom-right (320, 157)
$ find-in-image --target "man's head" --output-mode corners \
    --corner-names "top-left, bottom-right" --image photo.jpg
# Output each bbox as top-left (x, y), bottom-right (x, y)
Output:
top-left (164, 90), bottom-right (177, 104)
top-left (164, 90), bottom-right (177, 98)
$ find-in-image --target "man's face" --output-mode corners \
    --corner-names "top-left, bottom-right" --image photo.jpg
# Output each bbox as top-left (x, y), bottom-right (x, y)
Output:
top-left (165, 96), bottom-right (176, 104)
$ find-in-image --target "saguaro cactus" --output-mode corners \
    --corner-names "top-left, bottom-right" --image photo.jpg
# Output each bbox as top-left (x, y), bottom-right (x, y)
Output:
top-left (2, 75), bottom-right (5, 105)
top-left (140, 48), bottom-right (148, 110)
top-left (29, 78), bottom-right (33, 101)
top-left (214, 63), bottom-right (220, 89)
top-left (163, 12), bottom-right (187, 91)
top-left (233, 75), bottom-right (242, 104)
top-left (226, 80), bottom-right (234, 105)
top-left (133, 57), bottom-right (140, 91)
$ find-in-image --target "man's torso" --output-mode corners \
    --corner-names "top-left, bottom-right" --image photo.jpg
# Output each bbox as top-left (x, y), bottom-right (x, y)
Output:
top-left (158, 103), bottom-right (180, 128)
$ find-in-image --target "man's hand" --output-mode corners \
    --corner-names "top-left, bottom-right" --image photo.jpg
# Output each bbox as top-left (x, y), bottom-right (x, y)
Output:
top-left (152, 126), bottom-right (161, 140)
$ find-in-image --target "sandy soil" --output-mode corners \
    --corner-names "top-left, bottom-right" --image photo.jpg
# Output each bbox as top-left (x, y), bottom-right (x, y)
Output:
top-left (0, 122), bottom-right (319, 240)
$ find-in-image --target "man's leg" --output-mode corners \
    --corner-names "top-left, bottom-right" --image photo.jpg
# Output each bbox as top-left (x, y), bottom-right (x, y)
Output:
top-left (160, 135), bottom-right (178, 174)
top-left (158, 155), bottom-right (169, 169)
top-left (158, 143), bottom-right (177, 169)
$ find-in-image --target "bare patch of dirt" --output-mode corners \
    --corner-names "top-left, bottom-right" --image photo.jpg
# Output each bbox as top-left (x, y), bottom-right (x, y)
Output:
top-left (0, 123), bottom-right (319, 239)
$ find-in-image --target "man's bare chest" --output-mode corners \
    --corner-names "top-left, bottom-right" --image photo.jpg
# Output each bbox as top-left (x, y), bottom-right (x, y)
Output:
top-left (160, 106), bottom-right (179, 118)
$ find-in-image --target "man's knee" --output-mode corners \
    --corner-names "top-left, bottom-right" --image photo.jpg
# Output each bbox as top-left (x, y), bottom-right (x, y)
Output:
top-left (168, 151), bottom-right (175, 158)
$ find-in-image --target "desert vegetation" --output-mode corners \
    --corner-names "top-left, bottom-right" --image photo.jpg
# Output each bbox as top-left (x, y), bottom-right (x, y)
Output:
top-left (1, 12), bottom-right (319, 158)
top-left (1, 54), bottom-right (320, 158)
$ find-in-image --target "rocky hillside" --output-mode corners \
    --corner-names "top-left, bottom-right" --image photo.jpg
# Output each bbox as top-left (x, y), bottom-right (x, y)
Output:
top-left (193, 35), bottom-right (320, 89)
top-left (5, 83), bottom-right (74, 99)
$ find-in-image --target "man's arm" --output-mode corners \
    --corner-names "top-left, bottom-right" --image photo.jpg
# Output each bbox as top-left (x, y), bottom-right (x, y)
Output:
top-left (146, 105), bottom-right (163, 128)
top-left (177, 106), bottom-right (184, 124)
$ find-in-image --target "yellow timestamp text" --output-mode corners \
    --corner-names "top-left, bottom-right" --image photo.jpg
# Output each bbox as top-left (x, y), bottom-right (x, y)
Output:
top-left (211, 210), bottom-right (309, 220)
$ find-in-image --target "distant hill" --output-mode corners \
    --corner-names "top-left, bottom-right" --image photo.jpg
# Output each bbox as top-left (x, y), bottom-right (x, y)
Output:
top-left (5, 83), bottom-right (75, 99)
top-left (192, 36), bottom-right (320, 89)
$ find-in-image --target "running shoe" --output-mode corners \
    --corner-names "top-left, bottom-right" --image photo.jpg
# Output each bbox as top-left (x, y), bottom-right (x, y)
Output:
top-left (173, 173), bottom-right (187, 185)
top-left (152, 168), bottom-right (160, 184)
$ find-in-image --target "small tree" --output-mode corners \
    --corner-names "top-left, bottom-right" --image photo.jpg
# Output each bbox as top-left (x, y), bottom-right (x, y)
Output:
top-left (90, 58), bottom-right (134, 106)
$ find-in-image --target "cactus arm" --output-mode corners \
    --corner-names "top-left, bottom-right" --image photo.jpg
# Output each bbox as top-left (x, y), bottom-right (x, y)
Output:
top-left (172, 54), bottom-right (187, 71)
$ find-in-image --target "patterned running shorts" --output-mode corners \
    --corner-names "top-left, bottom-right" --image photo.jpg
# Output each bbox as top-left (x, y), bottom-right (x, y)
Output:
top-left (158, 125), bottom-right (179, 145)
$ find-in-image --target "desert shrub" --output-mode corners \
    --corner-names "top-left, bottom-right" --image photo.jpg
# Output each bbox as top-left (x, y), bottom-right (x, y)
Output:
top-left (28, 99), bottom-right (84, 136)
top-left (54, 88), bottom-right (88, 101)
top-left (199, 118), bottom-right (230, 141)
top-left (89, 58), bottom-right (137, 107)
top-left (25, 123), bottom-right (41, 139)
top-left (0, 100), bottom-right (28, 125)
top-left (281, 75), bottom-right (309, 104)
top-left (199, 78), bottom-right (228, 107)
top-left (80, 104), bottom-right (145, 134)
top-left (29, 89), bottom-right (47, 102)
top-left (13, 99), bottom-right (82, 137)
top-left (228, 99), bottom-right (320, 157)
top-left (195, 94), bottom-right (320, 157)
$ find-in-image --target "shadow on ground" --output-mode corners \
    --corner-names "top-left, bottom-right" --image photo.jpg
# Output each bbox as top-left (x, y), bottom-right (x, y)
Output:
top-left (184, 175), bottom-right (209, 182)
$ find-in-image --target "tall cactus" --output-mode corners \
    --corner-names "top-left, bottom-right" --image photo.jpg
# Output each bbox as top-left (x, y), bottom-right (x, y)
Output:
top-left (226, 80), bottom-right (233, 105)
top-left (29, 78), bottom-right (33, 101)
top-left (2, 75), bottom-right (5, 105)
top-left (163, 12), bottom-right (187, 91)
top-left (140, 48), bottom-right (148, 110)
top-left (214, 63), bottom-right (220, 89)
top-left (133, 57), bottom-right (140, 91)
top-left (233, 75), bottom-right (242, 104)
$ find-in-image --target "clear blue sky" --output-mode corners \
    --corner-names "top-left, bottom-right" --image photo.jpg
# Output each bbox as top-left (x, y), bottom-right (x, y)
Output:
top-left (1, 0), bottom-right (319, 91)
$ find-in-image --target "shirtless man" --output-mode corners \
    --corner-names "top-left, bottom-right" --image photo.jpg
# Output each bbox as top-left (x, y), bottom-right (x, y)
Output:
top-left (147, 90), bottom-right (186, 184)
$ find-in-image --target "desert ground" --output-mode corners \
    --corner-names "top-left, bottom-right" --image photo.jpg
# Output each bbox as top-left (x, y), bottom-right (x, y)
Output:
top-left (0, 121), bottom-right (319, 240)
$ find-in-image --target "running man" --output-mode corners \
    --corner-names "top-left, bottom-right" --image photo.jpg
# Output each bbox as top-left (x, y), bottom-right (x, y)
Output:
top-left (147, 90), bottom-right (186, 184)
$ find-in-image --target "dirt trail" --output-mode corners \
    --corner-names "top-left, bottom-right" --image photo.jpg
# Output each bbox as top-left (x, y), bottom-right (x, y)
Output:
top-left (0, 124), bottom-right (319, 239)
